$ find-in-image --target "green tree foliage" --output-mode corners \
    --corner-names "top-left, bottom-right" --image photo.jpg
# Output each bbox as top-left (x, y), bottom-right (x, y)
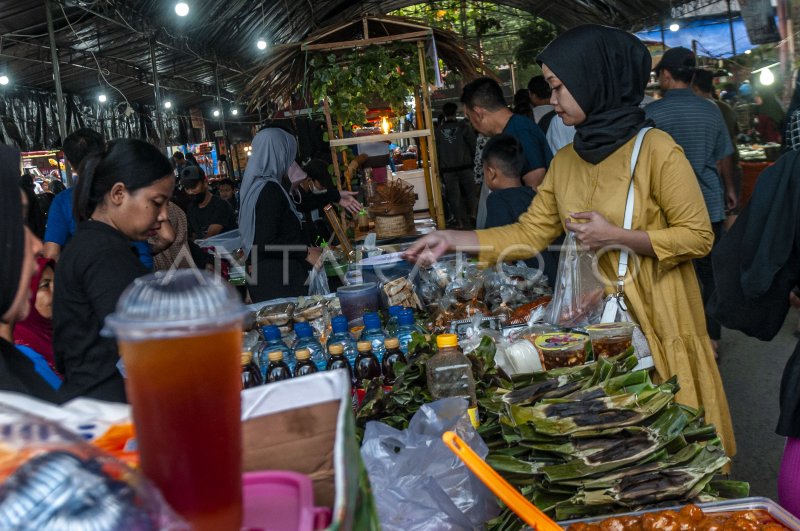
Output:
top-left (515, 19), bottom-right (558, 68)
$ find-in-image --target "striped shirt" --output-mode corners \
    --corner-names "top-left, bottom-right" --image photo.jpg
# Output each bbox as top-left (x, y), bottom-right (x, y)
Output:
top-left (645, 88), bottom-right (734, 222)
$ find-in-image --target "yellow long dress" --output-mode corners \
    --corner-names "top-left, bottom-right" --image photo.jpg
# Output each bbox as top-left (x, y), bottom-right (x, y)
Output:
top-left (476, 129), bottom-right (736, 456)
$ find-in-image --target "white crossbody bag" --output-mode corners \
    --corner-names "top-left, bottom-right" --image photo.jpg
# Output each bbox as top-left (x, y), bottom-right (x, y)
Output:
top-left (599, 127), bottom-right (655, 371)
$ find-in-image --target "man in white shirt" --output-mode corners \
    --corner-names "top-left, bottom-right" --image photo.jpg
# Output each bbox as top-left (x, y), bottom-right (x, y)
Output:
top-left (527, 75), bottom-right (554, 124)
top-left (546, 115), bottom-right (576, 154)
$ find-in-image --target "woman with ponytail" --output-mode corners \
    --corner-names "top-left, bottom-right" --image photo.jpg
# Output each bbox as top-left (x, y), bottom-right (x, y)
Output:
top-left (53, 139), bottom-right (174, 403)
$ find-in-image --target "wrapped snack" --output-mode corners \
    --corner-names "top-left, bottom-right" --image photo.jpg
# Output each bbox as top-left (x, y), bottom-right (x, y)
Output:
top-left (507, 295), bottom-right (553, 325)
top-left (255, 302), bottom-right (294, 328)
top-left (294, 299), bottom-right (330, 341)
top-left (381, 277), bottom-right (423, 310)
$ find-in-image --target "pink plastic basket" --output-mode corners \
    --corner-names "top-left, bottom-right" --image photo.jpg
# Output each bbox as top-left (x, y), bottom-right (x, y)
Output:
top-left (242, 470), bottom-right (330, 531)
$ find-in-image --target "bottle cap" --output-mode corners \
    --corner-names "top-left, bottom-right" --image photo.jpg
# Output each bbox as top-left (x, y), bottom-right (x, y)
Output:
top-left (436, 334), bottom-right (458, 348)
top-left (398, 311), bottom-right (415, 326)
top-left (385, 337), bottom-right (400, 349)
top-left (363, 313), bottom-right (381, 329)
top-left (295, 348), bottom-right (311, 360)
top-left (331, 315), bottom-right (348, 333)
top-left (295, 323), bottom-right (313, 338)
top-left (388, 306), bottom-right (404, 317)
top-left (267, 350), bottom-right (284, 362)
top-left (262, 325), bottom-right (281, 341)
top-left (357, 341), bottom-right (372, 352)
top-left (329, 344), bottom-right (344, 355)
top-left (241, 351), bottom-right (253, 366)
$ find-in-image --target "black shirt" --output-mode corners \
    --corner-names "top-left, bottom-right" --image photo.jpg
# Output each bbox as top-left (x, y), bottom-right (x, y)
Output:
top-left (53, 221), bottom-right (148, 402)
top-left (0, 338), bottom-right (61, 403)
top-left (187, 195), bottom-right (236, 240)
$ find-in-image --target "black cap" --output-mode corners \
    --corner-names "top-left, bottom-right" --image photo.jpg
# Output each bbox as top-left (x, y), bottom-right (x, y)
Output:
top-left (180, 165), bottom-right (203, 187)
top-left (654, 46), bottom-right (696, 75)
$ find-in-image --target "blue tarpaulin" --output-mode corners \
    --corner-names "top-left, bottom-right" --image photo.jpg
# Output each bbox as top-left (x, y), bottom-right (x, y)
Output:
top-left (636, 17), bottom-right (771, 58)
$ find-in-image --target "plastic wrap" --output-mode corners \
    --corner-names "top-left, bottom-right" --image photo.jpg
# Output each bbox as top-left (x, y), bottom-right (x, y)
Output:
top-left (0, 405), bottom-right (187, 530)
top-left (360, 398), bottom-right (499, 531)
top-left (544, 232), bottom-right (605, 328)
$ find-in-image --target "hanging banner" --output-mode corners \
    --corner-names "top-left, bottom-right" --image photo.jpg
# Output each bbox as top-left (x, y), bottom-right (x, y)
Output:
top-left (739, 0), bottom-right (781, 44)
top-left (189, 107), bottom-right (205, 129)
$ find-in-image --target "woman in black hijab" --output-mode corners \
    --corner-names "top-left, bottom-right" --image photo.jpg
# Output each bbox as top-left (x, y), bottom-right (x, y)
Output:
top-left (405, 25), bottom-right (734, 455)
top-left (0, 146), bottom-right (61, 403)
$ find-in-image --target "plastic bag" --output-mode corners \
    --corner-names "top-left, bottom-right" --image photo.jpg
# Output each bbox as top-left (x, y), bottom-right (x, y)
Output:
top-left (544, 232), bottom-right (605, 328)
top-left (0, 404), bottom-right (188, 530)
top-left (308, 265), bottom-right (330, 296)
top-left (360, 398), bottom-right (500, 531)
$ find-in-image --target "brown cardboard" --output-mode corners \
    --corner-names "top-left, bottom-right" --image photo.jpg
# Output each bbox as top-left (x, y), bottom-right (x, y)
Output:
top-left (242, 400), bottom-right (340, 507)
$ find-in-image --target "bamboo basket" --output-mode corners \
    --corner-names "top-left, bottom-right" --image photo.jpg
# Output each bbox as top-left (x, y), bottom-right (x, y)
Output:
top-left (374, 214), bottom-right (410, 239)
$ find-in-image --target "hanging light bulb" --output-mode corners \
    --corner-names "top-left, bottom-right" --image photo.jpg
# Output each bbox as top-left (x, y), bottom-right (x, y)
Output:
top-left (213, 109), bottom-right (220, 117)
top-left (0, 75), bottom-right (9, 86)
top-left (231, 109), bottom-right (238, 116)
top-left (744, 49), bottom-right (752, 55)
top-left (760, 67), bottom-right (775, 86)
top-left (669, 22), bottom-right (680, 32)
top-left (98, 93), bottom-right (107, 103)
top-left (175, 2), bottom-right (189, 16)
top-left (257, 39), bottom-right (268, 50)
top-left (164, 100), bottom-right (172, 109)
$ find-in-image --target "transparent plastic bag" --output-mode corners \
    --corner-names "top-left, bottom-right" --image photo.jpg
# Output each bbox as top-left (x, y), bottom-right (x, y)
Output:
top-left (360, 398), bottom-right (499, 531)
top-left (307, 265), bottom-right (330, 296)
top-left (0, 405), bottom-right (188, 530)
top-left (544, 232), bottom-right (605, 328)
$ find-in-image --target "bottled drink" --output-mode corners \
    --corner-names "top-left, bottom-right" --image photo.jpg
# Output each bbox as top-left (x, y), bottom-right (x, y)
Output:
top-left (241, 351), bottom-right (264, 389)
top-left (354, 340), bottom-right (382, 389)
top-left (328, 315), bottom-right (358, 367)
top-left (382, 337), bottom-right (407, 385)
top-left (293, 322), bottom-right (326, 372)
top-left (260, 325), bottom-right (294, 375)
top-left (426, 334), bottom-right (479, 427)
top-left (396, 309), bottom-right (416, 355)
top-left (385, 306), bottom-right (404, 337)
top-left (326, 344), bottom-right (353, 382)
top-left (361, 313), bottom-right (388, 362)
top-left (293, 348), bottom-right (319, 378)
top-left (264, 350), bottom-right (292, 384)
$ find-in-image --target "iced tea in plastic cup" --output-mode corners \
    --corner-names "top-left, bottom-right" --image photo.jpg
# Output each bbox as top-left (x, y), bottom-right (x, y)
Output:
top-left (105, 270), bottom-right (248, 531)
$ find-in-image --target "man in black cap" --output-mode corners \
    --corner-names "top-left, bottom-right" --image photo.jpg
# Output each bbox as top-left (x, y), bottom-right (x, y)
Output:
top-left (645, 46), bottom-right (737, 357)
top-left (182, 166), bottom-right (236, 241)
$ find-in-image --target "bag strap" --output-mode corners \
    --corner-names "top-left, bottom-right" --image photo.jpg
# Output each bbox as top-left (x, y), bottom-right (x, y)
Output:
top-left (617, 127), bottom-right (653, 280)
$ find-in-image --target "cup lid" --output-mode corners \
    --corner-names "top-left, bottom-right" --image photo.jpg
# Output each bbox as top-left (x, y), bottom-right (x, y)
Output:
top-left (104, 270), bottom-right (248, 340)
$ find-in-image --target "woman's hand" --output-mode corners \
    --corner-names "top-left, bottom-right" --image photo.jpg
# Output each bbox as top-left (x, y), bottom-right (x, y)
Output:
top-left (402, 230), bottom-right (479, 266)
top-left (306, 246), bottom-right (323, 269)
top-left (565, 211), bottom-right (622, 252)
top-left (337, 191), bottom-right (362, 215)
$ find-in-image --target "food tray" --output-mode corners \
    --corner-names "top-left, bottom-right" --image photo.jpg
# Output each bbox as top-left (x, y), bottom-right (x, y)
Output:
top-left (556, 497), bottom-right (800, 529)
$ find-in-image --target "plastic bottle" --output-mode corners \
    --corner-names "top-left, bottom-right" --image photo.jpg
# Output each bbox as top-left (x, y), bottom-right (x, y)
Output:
top-left (361, 312), bottom-right (388, 362)
top-left (293, 322), bottom-right (326, 372)
top-left (396, 309), bottom-right (416, 355)
top-left (260, 325), bottom-right (294, 375)
top-left (426, 334), bottom-right (479, 427)
top-left (241, 351), bottom-right (263, 389)
top-left (328, 315), bottom-right (358, 367)
top-left (385, 306), bottom-right (404, 337)
top-left (382, 337), bottom-right (407, 385)
top-left (354, 340), bottom-right (382, 389)
top-left (264, 350), bottom-right (292, 384)
top-left (326, 344), bottom-right (354, 382)
top-left (293, 348), bottom-right (319, 378)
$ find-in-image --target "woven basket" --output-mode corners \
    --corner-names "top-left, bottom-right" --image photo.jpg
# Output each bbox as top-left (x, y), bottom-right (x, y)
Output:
top-left (375, 213), bottom-right (412, 239)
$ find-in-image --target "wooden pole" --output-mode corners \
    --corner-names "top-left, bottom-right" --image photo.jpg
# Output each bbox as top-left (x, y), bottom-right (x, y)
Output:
top-left (322, 99), bottom-right (343, 191)
top-left (417, 41), bottom-right (446, 229)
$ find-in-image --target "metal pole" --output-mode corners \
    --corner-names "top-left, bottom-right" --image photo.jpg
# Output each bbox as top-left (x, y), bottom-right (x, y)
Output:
top-left (727, 0), bottom-right (737, 57)
top-left (660, 21), bottom-right (666, 52)
top-left (149, 36), bottom-right (166, 149)
top-left (45, 0), bottom-right (71, 186)
top-left (213, 60), bottom-right (231, 177)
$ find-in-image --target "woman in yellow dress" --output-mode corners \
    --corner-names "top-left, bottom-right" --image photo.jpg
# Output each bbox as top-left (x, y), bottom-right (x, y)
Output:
top-left (405, 24), bottom-right (735, 455)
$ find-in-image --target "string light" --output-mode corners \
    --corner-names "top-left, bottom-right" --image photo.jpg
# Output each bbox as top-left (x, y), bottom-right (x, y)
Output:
top-left (0, 75), bottom-right (9, 86)
top-left (669, 22), bottom-right (680, 32)
top-left (175, 2), bottom-right (189, 16)
top-left (231, 109), bottom-right (238, 115)
top-left (98, 93), bottom-right (107, 102)
top-left (257, 39), bottom-right (267, 50)
top-left (760, 67), bottom-right (774, 86)
top-left (213, 109), bottom-right (220, 117)
top-left (164, 100), bottom-right (172, 109)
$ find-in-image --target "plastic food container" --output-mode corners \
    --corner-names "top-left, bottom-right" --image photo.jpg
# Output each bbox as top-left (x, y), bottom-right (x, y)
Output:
top-left (336, 283), bottom-right (380, 323)
top-left (242, 470), bottom-right (331, 530)
top-left (534, 333), bottom-right (589, 370)
top-left (557, 497), bottom-right (800, 529)
top-left (585, 322), bottom-right (635, 359)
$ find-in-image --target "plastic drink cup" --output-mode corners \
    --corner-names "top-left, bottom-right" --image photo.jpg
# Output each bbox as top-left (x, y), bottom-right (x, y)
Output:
top-left (585, 322), bottom-right (636, 359)
top-left (105, 270), bottom-right (248, 531)
top-left (534, 333), bottom-right (589, 370)
top-left (336, 283), bottom-right (380, 323)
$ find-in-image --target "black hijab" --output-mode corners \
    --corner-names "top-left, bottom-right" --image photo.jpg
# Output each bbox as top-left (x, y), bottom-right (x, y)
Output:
top-left (0, 145), bottom-right (23, 319)
top-left (538, 25), bottom-right (652, 164)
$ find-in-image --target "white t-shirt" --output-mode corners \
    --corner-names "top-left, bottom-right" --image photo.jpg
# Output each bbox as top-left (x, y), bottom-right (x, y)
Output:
top-left (546, 115), bottom-right (576, 154)
top-left (533, 104), bottom-right (555, 124)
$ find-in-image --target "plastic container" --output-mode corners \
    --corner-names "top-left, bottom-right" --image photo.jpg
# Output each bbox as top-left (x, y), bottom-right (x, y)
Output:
top-left (557, 497), bottom-right (800, 529)
top-left (353, 340), bottom-right (382, 389)
top-left (534, 333), bottom-right (589, 370)
top-left (336, 283), bottom-right (380, 323)
top-left (328, 315), bottom-right (358, 367)
top-left (293, 348), bottom-right (319, 378)
top-left (293, 323), bottom-right (326, 372)
top-left (361, 313), bottom-right (388, 362)
top-left (242, 351), bottom-right (264, 389)
top-left (264, 350), bottom-right (292, 384)
top-left (585, 322), bottom-right (635, 360)
top-left (260, 325), bottom-right (295, 375)
top-left (426, 334), bottom-right (479, 427)
top-left (326, 344), bottom-right (353, 382)
top-left (242, 470), bottom-right (319, 531)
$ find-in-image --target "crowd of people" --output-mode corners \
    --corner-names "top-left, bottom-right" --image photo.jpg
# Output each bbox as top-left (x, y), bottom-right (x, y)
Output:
top-left (1, 21), bottom-right (800, 516)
